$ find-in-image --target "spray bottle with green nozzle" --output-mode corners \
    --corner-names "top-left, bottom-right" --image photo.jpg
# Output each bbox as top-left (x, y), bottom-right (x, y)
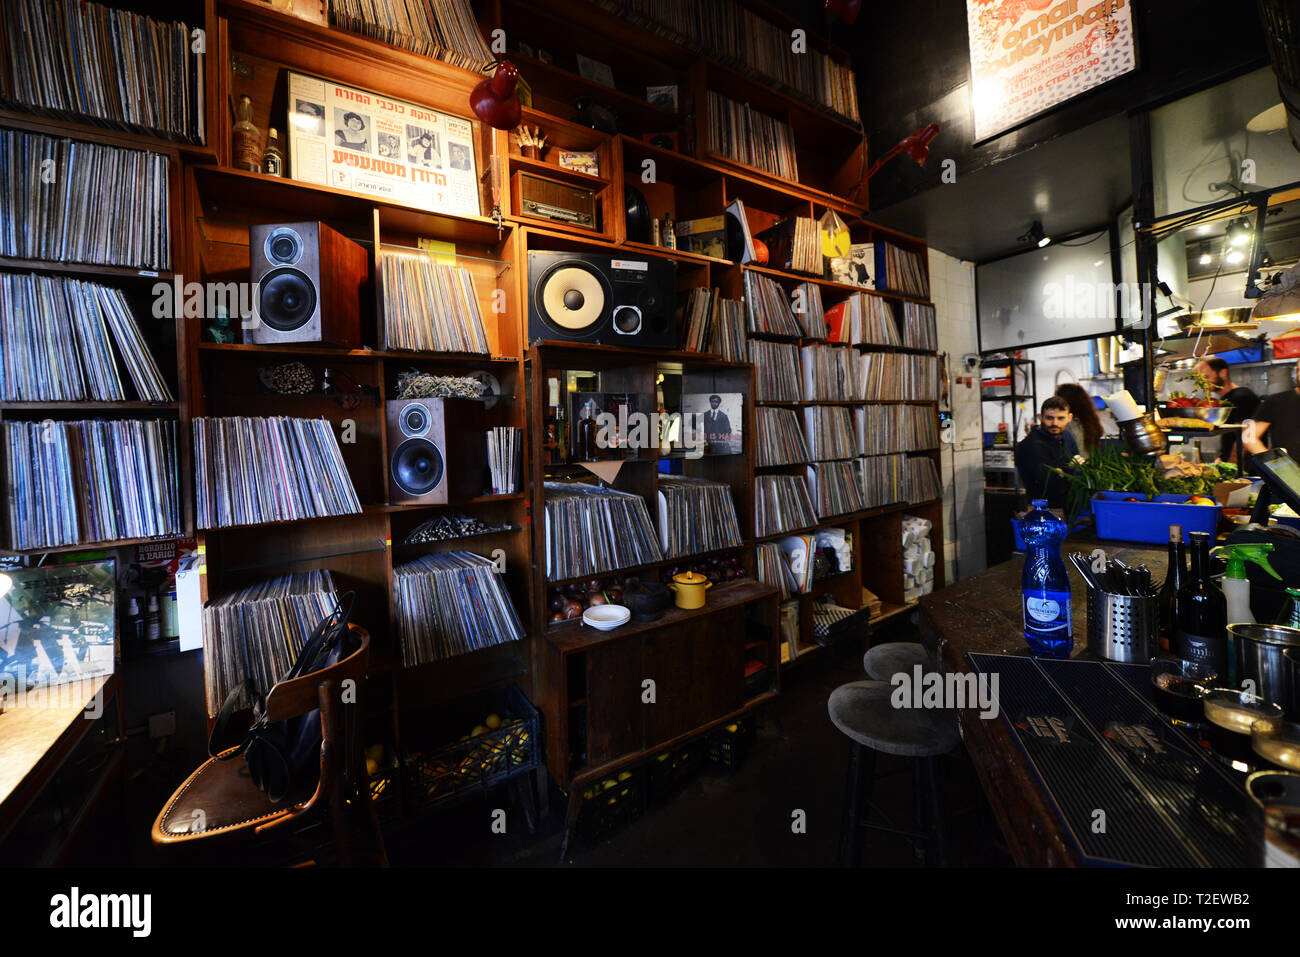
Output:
top-left (1213, 543), bottom-right (1283, 626)
top-left (1213, 543), bottom-right (1283, 686)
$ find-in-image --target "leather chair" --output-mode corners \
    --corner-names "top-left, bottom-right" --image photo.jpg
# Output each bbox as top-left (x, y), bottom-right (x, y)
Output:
top-left (152, 624), bottom-right (387, 866)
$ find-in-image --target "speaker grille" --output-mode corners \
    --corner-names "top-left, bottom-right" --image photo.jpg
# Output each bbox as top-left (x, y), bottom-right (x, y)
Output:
top-left (391, 438), bottom-right (444, 495)
top-left (257, 267), bottom-right (318, 332)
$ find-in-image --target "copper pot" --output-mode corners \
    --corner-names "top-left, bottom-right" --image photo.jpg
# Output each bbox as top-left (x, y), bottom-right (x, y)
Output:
top-left (1118, 413), bottom-right (1168, 458)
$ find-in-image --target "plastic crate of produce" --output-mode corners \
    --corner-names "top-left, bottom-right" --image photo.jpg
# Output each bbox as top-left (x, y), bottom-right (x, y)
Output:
top-left (1090, 491), bottom-right (1220, 545)
top-left (707, 715), bottom-right (756, 770)
top-left (402, 684), bottom-right (539, 811)
top-left (647, 741), bottom-right (705, 806)
top-left (576, 766), bottom-right (647, 842)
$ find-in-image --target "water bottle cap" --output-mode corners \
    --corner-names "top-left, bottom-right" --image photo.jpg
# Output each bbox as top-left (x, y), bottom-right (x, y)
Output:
top-left (1031, 499), bottom-right (1047, 508)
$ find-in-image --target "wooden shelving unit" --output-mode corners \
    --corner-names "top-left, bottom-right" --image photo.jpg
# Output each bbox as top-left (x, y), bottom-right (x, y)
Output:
top-left (1, 0), bottom-right (949, 845)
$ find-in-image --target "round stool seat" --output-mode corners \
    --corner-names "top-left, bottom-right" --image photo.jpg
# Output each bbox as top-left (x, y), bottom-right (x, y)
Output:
top-left (827, 680), bottom-right (959, 758)
top-left (864, 641), bottom-right (932, 682)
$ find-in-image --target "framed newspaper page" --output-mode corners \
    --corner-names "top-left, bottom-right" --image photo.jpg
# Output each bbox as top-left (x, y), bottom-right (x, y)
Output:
top-left (286, 72), bottom-right (481, 216)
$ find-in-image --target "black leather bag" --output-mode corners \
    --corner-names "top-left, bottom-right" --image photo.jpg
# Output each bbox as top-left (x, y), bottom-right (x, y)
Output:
top-left (208, 592), bottom-right (358, 803)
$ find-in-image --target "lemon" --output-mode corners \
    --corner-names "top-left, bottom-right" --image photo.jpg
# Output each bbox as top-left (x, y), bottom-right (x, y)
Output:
top-left (471, 724), bottom-right (490, 737)
top-left (617, 771), bottom-right (632, 781)
top-left (365, 757), bottom-right (380, 776)
top-left (485, 713), bottom-right (502, 730)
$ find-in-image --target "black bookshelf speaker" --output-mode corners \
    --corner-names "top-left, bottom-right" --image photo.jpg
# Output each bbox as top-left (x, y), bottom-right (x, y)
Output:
top-left (386, 398), bottom-right (486, 505)
top-left (527, 250), bottom-right (677, 348)
top-left (248, 221), bottom-right (366, 347)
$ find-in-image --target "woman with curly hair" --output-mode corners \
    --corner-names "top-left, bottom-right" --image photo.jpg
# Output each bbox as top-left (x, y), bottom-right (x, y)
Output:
top-left (1055, 382), bottom-right (1103, 459)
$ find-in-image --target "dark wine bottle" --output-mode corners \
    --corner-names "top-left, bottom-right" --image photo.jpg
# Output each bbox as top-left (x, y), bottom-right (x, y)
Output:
top-left (1175, 531), bottom-right (1227, 676)
top-left (1157, 524), bottom-right (1186, 653)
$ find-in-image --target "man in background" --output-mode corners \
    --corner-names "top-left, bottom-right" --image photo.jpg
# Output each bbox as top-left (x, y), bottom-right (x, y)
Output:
top-left (1195, 356), bottom-right (1258, 463)
top-left (1242, 357), bottom-right (1300, 463)
top-left (1015, 396), bottom-right (1079, 508)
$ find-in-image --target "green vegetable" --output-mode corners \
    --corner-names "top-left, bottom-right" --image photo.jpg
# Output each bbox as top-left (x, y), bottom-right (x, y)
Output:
top-left (1052, 445), bottom-right (1237, 522)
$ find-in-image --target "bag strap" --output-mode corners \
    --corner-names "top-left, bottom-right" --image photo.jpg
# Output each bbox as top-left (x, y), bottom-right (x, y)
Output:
top-left (285, 591), bottom-right (356, 681)
top-left (208, 678), bottom-right (263, 760)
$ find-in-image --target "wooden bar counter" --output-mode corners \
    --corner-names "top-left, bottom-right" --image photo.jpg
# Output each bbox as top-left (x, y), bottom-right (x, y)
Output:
top-left (917, 537), bottom-right (1168, 867)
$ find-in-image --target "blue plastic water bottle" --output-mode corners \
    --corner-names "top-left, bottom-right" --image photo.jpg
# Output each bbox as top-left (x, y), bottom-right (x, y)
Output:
top-left (1018, 499), bottom-right (1073, 658)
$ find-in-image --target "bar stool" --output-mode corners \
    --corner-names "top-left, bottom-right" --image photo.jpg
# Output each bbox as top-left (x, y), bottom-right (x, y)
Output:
top-left (828, 679), bottom-right (959, 867)
top-left (863, 641), bottom-right (932, 682)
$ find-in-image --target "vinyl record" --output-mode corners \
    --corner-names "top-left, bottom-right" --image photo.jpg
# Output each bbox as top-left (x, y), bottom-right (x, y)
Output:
top-left (470, 370), bottom-right (502, 409)
top-left (625, 185), bottom-right (651, 244)
top-left (539, 265), bottom-right (606, 331)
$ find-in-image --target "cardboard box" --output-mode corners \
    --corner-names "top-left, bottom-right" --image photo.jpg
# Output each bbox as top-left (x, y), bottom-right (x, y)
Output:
top-left (1215, 478), bottom-right (1257, 508)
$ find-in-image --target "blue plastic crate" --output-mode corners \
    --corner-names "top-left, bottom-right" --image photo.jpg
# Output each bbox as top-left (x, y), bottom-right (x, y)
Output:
top-left (1217, 344), bottom-right (1265, 364)
top-left (1090, 491), bottom-right (1220, 544)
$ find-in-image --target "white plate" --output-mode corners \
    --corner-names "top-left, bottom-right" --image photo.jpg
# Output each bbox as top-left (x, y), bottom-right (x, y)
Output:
top-left (583, 604), bottom-right (631, 631)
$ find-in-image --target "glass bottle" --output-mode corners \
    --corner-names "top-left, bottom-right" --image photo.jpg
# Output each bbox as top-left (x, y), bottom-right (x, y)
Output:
top-left (577, 400), bottom-right (599, 460)
top-left (1157, 524), bottom-right (1186, 653)
top-left (232, 94), bottom-right (262, 172)
top-left (1275, 587), bottom-right (1300, 628)
top-left (262, 127), bottom-right (284, 177)
top-left (1018, 499), bottom-right (1072, 657)
top-left (1176, 531), bottom-right (1228, 678)
top-left (663, 213), bottom-right (676, 250)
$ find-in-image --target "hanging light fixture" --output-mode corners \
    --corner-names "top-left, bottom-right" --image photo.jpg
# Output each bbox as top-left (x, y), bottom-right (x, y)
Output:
top-left (1020, 221), bottom-right (1050, 248)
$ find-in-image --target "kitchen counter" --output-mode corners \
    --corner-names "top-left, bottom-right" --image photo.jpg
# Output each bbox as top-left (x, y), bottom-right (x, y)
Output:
top-left (918, 536), bottom-right (1168, 867)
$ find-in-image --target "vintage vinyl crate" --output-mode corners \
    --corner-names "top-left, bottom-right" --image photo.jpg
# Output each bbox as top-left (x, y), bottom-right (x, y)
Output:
top-left (402, 684), bottom-right (539, 811)
top-left (576, 766), bottom-right (647, 842)
top-left (647, 741), bottom-right (705, 806)
top-left (707, 715), bottom-right (756, 770)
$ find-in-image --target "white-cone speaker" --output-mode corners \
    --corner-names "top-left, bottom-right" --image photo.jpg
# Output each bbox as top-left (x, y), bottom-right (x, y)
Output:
top-left (541, 265), bottom-right (606, 330)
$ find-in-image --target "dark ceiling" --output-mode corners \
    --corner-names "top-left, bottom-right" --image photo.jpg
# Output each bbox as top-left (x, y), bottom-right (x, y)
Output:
top-left (867, 115), bottom-right (1134, 264)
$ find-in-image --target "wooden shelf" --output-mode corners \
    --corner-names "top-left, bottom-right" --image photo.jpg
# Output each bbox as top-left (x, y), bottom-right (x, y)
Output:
top-left (740, 264), bottom-right (933, 306)
top-left (0, 402), bottom-right (179, 412)
top-left (0, 534), bottom-right (182, 558)
top-left (0, 255), bottom-right (174, 281)
top-left (197, 341), bottom-right (520, 364)
top-left (508, 152), bottom-right (612, 189)
top-left (193, 166), bottom-right (510, 244)
top-left (0, 106), bottom-right (214, 163)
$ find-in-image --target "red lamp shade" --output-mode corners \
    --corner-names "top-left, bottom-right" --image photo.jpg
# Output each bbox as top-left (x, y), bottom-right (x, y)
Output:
top-left (900, 123), bottom-right (940, 166)
top-left (470, 60), bottom-right (522, 131)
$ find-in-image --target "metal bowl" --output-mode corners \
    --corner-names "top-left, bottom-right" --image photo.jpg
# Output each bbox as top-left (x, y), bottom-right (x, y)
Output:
top-left (1118, 413), bottom-right (1169, 457)
top-left (1156, 404), bottom-right (1233, 426)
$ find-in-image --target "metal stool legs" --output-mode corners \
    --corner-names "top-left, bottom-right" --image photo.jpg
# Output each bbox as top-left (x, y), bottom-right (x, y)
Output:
top-left (841, 743), bottom-right (946, 866)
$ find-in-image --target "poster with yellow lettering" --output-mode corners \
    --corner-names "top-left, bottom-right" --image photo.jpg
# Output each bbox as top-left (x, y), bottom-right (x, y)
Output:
top-left (285, 72), bottom-right (481, 217)
top-left (967, 0), bottom-right (1136, 141)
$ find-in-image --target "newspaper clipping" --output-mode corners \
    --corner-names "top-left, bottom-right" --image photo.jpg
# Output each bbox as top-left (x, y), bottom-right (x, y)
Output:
top-left (286, 72), bottom-right (481, 216)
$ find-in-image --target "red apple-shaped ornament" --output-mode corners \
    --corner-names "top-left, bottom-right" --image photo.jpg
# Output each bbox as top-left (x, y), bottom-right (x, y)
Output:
top-left (752, 237), bottom-right (770, 266)
top-left (471, 60), bottom-right (522, 131)
top-left (842, 0), bottom-right (862, 24)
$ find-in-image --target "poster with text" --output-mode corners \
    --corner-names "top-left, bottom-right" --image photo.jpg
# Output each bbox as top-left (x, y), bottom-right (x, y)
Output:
top-left (286, 72), bottom-right (481, 216)
top-left (966, 0), bottom-right (1136, 141)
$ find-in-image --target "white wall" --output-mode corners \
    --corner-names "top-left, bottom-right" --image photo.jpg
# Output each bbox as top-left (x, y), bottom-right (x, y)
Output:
top-left (931, 249), bottom-right (986, 583)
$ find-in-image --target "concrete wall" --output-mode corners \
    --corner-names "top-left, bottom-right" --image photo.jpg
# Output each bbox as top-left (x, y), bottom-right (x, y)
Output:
top-left (930, 249), bottom-right (985, 584)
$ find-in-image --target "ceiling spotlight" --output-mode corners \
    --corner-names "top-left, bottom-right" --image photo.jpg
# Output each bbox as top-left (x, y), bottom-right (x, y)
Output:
top-left (1226, 218), bottom-right (1253, 247)
top-left (1199, 252), bottom-right (1213, 265)
top-left (1226, 248), bottom-right (1246, 265)
top-left (1261, 248), bottom-right (1274, 267)
top-left (1022, 221), bottom-right (1050, 248)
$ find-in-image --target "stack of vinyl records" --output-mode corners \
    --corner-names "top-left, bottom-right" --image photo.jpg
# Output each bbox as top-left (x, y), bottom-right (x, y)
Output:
top-left (586, 0), bottom-right (859, 122)
top-left (802, 344), bottom-right (856, 401)
top-left (749, 340), bottom-right (802, 402)
top-left (857, 353), bottom-right (940, 401)
top-left (328, 0), bottom-right (493, 71)
top-left (202, 570), bottom-right (338, 718)
top-left (777, 534), bottom-right (815, 593)
top-left (743, 271), bottom-right (802, 337)
top-left (803, 406), bottom-right (855, 461)
top-left (193, 417), bottom-right (362, 529)
top-left (544, 482), bottom-right (663, 579)
top-left (907, 456), bottom-right (942, 504)
top-left (856, 453), bottom-right (908, 509)
top-left (5, 418), bottom-right (180, 550)
top-left (379, 250), bottom-right (490, 353)
top-left (878, 242), bottom-right (930, 299)
top-left (792, 282), bottom-right (828, 339)
top-left (0, 273), bottom-right (172, 402)
top-left (0, 129), bottom-right (171, 269)
top-left (755, 474), bottom-right (817, 536)
top-left (393, 551), bottom-right (525, 666)
top-left (756, 541), bottom-right (797, 600)
top-left (854, 405), bottom-right (939, 455)
top-left (756, 407), bottom-right (810, 467)
top-left (827, 293), bottom-right (901, 346)
top-left (487, 427), bottom-right (521, 495)
top-left (682, 287), bottom-right (746, 359)
top-left (707, 91), bottom-right (799, 181)
top-left (902, 302), bottom-right (938, 351)
top-left (657, 475), bottom-right (743, 558)
top-left (0, 0), bottom-right (206, 142)
top-left (756, 218), bottom-right (821, 275)
top-left (806, 461), bottom-right (864, 517)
